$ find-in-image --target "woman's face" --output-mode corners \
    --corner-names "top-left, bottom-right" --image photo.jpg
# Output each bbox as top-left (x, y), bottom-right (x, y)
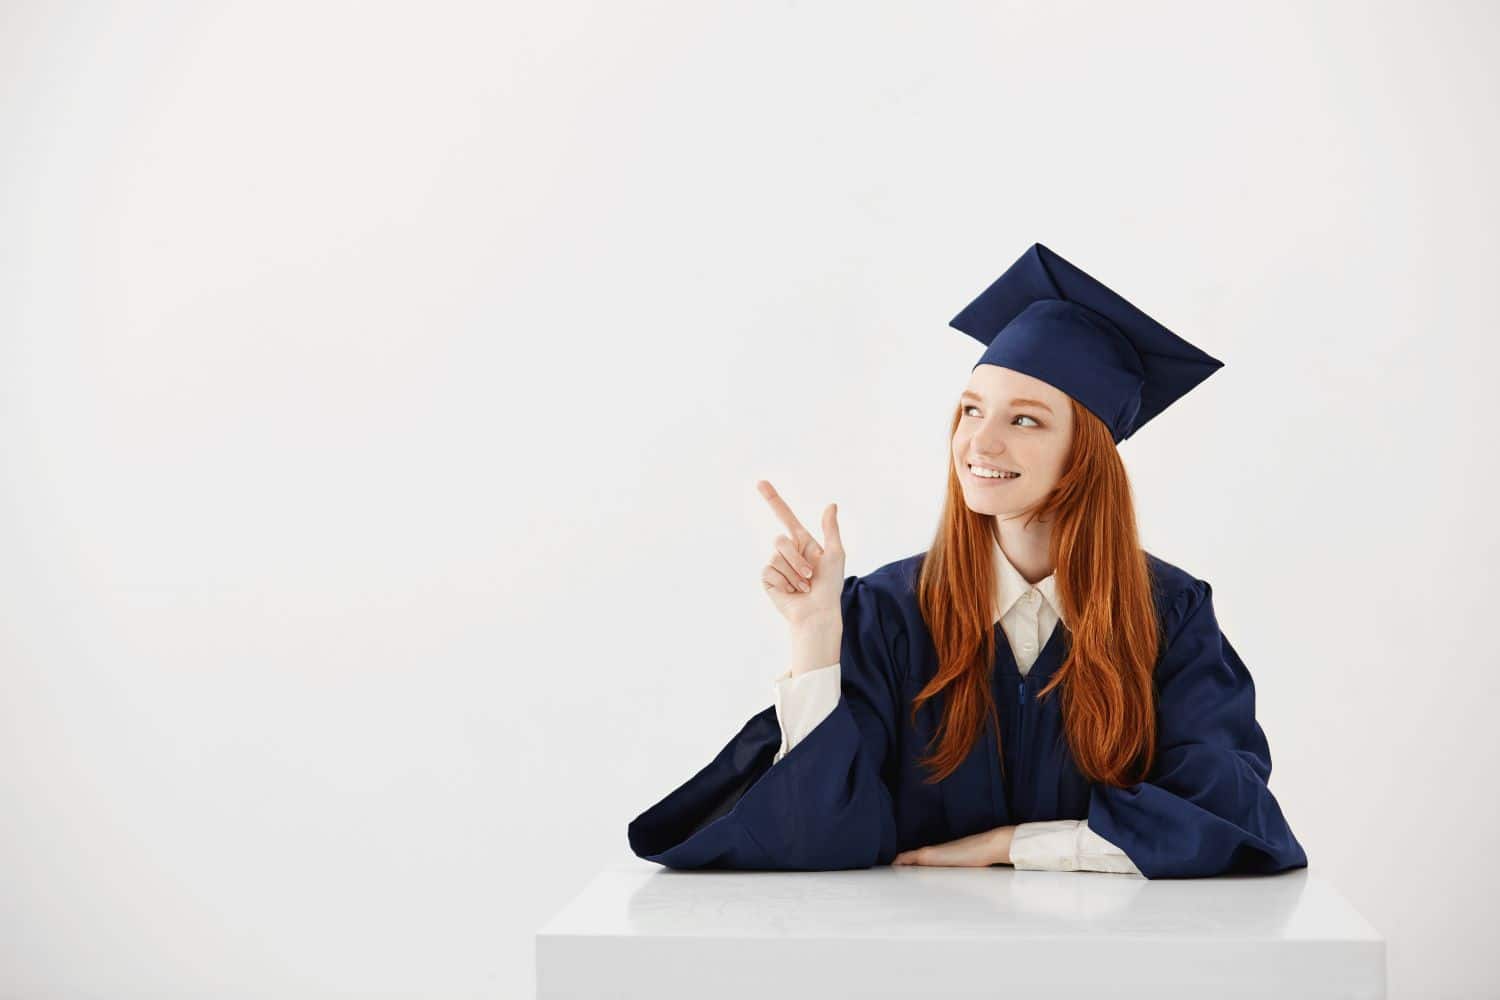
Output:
top-left (951, 364), bottom-right (1075, 518)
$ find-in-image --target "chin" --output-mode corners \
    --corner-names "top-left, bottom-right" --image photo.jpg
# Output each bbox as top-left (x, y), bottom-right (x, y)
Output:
top-left (959, 490), bottom-right (1025, 517)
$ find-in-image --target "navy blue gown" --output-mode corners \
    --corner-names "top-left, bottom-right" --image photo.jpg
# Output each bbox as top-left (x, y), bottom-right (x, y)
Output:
top-left (627, 551), bottom-right (1309, 878)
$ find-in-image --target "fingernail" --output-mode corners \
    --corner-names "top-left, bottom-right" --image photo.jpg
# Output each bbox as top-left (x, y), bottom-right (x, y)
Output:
top-left (801, 566), bottom-right (813, 578)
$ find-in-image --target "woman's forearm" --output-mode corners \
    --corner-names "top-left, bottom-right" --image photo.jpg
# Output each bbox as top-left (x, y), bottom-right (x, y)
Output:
top-left (788, 622), bottom-right (842, 676)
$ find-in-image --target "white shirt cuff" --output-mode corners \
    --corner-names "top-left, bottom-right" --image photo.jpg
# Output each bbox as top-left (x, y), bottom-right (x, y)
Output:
top-left (771, 662), bottom-right (841, 764)
top-left (1009, 819), bottom-right (1143, 875)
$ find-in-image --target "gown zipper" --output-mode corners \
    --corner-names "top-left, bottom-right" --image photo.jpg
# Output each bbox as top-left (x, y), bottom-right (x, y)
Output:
top-left (1015, 674), bottom-right (1027, 817)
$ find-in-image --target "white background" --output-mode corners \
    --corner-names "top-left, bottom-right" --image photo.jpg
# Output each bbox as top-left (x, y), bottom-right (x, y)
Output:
top-left (2, 2), bottom-right (1496, 997)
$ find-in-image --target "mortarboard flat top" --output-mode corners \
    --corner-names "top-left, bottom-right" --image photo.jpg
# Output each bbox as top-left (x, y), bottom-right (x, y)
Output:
top-left (949, 243), bottom-right (1224, 443)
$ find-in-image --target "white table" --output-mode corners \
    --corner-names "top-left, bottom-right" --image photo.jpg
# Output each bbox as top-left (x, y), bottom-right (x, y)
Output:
top-left (536, 855), bottom-right (1384, 999)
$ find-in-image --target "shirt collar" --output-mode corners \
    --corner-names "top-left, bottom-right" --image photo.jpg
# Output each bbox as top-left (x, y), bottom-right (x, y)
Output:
top-left (992, 530), bottom-right (1064, 626)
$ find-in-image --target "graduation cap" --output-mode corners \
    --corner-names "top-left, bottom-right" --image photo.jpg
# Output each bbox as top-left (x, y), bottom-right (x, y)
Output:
top-left (949, 243), bottom-right (1224, 443)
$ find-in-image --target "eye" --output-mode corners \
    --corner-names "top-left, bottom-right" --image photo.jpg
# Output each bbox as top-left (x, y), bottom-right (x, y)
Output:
top-left (963, 405), bottom-right (1042, 427)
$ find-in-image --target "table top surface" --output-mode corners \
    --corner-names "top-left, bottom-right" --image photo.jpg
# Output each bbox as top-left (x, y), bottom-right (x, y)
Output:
top-left (539, 854), bottom-right (1382, 944)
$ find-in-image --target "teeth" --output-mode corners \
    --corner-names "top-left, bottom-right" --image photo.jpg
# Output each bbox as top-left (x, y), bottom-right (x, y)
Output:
top-left (970, 465), bottom-right (1019, 479)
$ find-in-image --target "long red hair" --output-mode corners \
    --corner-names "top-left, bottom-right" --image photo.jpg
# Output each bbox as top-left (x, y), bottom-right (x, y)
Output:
top-left (911, 397), bottom-right (1160, 786)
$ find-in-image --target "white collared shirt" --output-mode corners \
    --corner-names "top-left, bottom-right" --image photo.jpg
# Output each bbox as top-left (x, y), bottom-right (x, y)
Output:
top-left (769, 533), bottom-right (1142, 876)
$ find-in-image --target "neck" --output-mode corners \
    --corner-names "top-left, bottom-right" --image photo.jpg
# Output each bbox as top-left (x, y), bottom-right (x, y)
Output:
top-left (990, 513), bottom-right (1054, 584)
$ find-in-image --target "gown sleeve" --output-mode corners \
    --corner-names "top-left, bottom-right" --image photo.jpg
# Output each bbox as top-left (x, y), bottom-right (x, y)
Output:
top-left (626, 575), bottom-right (903, 870)
top-left (1085, 578), bottom-right (1310, 878)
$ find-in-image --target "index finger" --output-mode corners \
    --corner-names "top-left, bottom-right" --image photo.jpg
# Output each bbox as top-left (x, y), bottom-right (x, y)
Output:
top-left (755, 480), bottom-right (815, 544)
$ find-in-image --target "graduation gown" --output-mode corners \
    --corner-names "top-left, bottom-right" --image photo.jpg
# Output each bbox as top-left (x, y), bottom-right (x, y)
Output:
top-left (626, 551), bottom-right (1309, 878)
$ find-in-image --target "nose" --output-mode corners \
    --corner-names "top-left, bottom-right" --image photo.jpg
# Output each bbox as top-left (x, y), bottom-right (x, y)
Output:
top-left (970, 429), bottom-right (1009, 458)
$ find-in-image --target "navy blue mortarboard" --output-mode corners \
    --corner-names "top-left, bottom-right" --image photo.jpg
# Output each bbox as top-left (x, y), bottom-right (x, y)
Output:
top-left (949, 243), bottom-right (1224, 443)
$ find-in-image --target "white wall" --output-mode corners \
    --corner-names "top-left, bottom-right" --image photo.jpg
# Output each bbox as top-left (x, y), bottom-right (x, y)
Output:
top-left (2, 2), bottom-right (1495, 996)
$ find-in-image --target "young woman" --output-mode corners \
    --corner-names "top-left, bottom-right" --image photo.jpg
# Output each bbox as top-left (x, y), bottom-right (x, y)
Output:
top-left (627, 243), bottom-right (1308, 879)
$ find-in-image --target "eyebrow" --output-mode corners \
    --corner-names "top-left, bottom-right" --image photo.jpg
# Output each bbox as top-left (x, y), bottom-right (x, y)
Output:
top-left (961, 390), bottom-right (1054, 414)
